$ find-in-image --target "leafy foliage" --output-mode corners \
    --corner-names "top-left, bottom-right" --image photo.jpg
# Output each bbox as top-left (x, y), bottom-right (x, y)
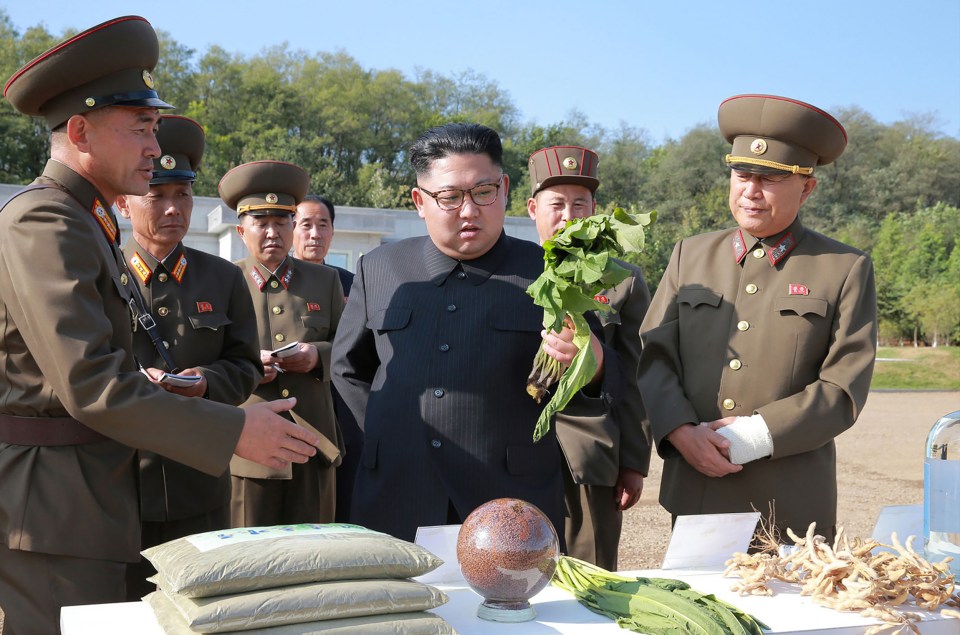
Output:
top-left (1, 10), bottom-right (958, 343)
top-left (526, 209), bottom-right (655, 442)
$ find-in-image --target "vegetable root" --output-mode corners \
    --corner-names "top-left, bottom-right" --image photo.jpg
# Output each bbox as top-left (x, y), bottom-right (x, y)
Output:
top-left (723, 522), bottom-right (960, 632)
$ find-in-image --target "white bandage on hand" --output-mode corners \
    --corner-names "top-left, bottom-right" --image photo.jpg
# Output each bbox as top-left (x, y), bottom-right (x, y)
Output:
top-left (714, 414), bottom-right (773, 465)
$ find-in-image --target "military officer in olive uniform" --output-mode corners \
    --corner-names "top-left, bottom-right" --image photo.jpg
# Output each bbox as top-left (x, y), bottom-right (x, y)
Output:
top-left (527, 146), bottom-right (652, 571)
top-left (115, 114), bottom-right (262, 599)
top-left (638, 95), bottom-right (877, 541)
top-left (224, 161), bottom-right (346, 527)
top-left (0, 17), bottom-right (319, 634)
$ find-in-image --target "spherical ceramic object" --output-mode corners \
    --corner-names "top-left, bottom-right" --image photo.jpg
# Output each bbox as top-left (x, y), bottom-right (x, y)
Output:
top-left (456, 498), bottom-right (559, 622)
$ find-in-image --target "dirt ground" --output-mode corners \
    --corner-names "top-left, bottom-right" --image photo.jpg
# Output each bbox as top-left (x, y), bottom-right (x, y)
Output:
top-left (618, 390), bottom-right (960, 570)
top-left (1, 391), bottom-right (957, 631)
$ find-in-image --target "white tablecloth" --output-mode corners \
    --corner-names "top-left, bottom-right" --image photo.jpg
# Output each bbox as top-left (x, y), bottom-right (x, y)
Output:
top-left (60, 569), bottom-right (957, 635)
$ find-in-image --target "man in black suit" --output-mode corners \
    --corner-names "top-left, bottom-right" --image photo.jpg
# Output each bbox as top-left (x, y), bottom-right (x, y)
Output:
top-left (331, 123), bottom-right (619, 542)
top-left (294, 195), bottom-right (354, 296)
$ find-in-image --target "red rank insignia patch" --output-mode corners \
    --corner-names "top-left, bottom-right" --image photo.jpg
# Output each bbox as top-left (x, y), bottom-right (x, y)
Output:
top-left (197, 301), bottom-right (213, 312)
top-left (788, 284), bottom-right (809, 296)
top-left (594, 295), bottom-right (609, 304)
top-left (307, 303), bottom-right (321, 312)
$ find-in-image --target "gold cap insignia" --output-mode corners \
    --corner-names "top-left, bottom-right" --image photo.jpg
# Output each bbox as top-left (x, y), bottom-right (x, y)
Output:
top-left (562, 157), bottom-right (578, 170)
top-left (265, 193), bottom-right (279, 204)
top-left (160, 155), bottom-right (176, 170)
top-left (142, 70), bottom-right (155, 89)
top-left (750, 138), bottom-right (768, 155)
top-left (84, 97), bottom-right (96, 108)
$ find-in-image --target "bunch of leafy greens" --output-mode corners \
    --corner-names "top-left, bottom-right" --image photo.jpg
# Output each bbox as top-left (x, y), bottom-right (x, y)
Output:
top-left (526, 207), bottom-right (655, 442)
top-left (553, 556), bottom-right (769, 635)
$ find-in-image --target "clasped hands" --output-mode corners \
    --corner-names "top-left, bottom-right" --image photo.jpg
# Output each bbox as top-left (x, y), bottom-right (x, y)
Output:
top-left (666, 417), bottom-right (743, 478)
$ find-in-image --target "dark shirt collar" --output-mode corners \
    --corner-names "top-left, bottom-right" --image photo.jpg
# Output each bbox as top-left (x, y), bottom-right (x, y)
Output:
top-left (422, 231), bottom-right (511, 286)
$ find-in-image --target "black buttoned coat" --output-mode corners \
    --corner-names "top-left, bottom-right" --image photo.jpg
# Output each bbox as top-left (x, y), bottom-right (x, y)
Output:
top-left (332, 232), bottom-right (618, 542)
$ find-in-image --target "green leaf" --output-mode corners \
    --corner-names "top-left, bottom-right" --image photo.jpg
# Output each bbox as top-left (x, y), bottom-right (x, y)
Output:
top-left (527, 210), bottom-right (656, 442)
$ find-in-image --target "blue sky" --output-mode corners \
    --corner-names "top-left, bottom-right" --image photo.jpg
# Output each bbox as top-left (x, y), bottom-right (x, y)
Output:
top-left (4, 1), bottom-right (958, 142)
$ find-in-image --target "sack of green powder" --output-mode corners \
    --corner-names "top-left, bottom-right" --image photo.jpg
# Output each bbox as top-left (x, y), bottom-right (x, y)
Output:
top-left (154, 578), bottom-right (448, 633)
top-left (146, 591), bottom-right (456, 634)
top-left (142, 524), bottom-right (443, 598)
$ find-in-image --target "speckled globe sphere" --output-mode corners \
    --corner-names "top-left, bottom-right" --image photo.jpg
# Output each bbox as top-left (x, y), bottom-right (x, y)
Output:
top-left (456, 498), bottom-right (560, 622)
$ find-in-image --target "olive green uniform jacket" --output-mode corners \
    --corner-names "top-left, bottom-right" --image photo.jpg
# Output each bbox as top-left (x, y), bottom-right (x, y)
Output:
top-left (556, 259), bottom-right (652, 570)
top-left (638, 218), bottom-right (877, 535)
top-left (557, 259), bottom-right (652, 485)
top-left (230, 256), bottom-right (345, 480)
top-left (122, 241), bottom-right (262, 521)
top-left (0, 160), bottom-right (245, 562)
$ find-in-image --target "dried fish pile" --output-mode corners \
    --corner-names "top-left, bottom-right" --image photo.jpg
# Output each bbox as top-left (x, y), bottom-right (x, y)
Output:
top-left (723, 523), bottom-right (960, 634)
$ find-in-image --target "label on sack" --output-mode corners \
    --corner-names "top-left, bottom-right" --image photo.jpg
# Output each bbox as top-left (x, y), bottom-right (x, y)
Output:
top-left (186, 523), bottom-right (378, 553)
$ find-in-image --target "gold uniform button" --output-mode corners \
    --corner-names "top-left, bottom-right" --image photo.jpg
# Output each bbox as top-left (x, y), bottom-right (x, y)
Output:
top-left (157, 307), bottom-right (169, 317)
top-left (737, 321), bottom-right (750, 331)
top-left (722, 398), bottom-right (736, 410)
top-left (752, 248), bottom-right (765, 259)
top-left (270, 280), bottom-right (280, 289)
top-left (120, 273), bottom-right (128, 285)
top-left (745, 283), bottom-right (758, 294)
top-left (275, 334), bottom-right (285, 342)
top-left (729, 359), bottom-right (742, 370)
top-left (272, 306), bottom-right (282, 315)
top-left (157, 273), bottom-right (169, 283)
top-left (281, 389), bottom-right (290, 398)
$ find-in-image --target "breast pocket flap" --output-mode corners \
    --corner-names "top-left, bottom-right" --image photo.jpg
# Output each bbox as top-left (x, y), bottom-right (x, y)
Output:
top-left (678, 287), bottom-right (722, 308)
top-left (188, 313), bottom-right (231, 330)
top-left (301, 314), bottom-right (330, 329)
top-left (366, 307), bottom-right (411, 331)
top-left (774, 296), bottom-right (828, 317)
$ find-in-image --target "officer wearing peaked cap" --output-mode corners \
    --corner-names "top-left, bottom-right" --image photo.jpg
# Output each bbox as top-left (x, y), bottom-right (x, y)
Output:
top-left (527, 146), bottom-right (653, 571)
top-left (0, 18), bottom-right (320, 632)
top-left (638, 95), bottom-right (877, 541)
top-left (225, 161), bottom-right (346, 528)
top-left (115, 115), bottom-right (263, 600)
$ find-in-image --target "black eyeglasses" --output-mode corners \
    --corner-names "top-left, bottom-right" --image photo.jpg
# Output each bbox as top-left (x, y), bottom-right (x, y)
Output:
top-left (418, 176), bottom-right (503, 211)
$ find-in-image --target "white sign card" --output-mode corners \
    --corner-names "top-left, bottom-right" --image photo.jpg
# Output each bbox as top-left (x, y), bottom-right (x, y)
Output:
top-left (661, 512), bottom-right (760, 571)
top-left (413, 524), bottom-right (464, 584)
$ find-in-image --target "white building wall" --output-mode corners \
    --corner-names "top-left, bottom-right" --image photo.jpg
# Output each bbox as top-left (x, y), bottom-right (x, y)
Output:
top-left (1, 185), bottom-right (539, 271)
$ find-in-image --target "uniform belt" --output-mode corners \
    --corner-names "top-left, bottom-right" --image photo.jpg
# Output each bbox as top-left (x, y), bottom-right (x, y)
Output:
top-left (0, 414), bottom-right (109, 446)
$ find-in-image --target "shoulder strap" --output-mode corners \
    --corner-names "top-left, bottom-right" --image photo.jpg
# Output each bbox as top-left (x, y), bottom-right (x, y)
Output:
top-left (2, 182), bottom-right (181, 373)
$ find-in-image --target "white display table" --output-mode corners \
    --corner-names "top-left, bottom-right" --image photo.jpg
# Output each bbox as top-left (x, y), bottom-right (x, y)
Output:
top-left (61, 569), bottom-right (957, 635)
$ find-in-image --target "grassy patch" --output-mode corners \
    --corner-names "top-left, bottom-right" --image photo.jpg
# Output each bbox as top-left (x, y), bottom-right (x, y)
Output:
top-left (872, 346), bottom-right (960, 390)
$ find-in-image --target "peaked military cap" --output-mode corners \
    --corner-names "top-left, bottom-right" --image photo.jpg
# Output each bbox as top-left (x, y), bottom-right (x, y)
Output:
top-left (719, 94), bottom-right (847, 175)
top-left (152, 115), bottom-right (204, 184)
top-left (528, 146), bottom-right (600, 197)
top-left (219, 161), bottom-right (310, 217)
top-left (3, 15), bottom-right (173, 129)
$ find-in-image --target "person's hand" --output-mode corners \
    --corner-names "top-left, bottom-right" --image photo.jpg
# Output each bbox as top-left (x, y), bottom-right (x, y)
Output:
top-left (666, 423), bottom-right (742, 478)
top-left (541, 317), bottom-right (604, 380)
top-left (276, 343), bottom-right (319, 374)
top-left (235, 398), bottom-right (319, 469)
top-left (615, 468), bottom-right (645, 511)
top-left (166, 367), bottom-right (207, 398)
top-left (141, 366), bottom-right (207, 398)
top-left (705, 416), bottom-right (737, 430)
top-left (259, 350), bottom-right (279, 384)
